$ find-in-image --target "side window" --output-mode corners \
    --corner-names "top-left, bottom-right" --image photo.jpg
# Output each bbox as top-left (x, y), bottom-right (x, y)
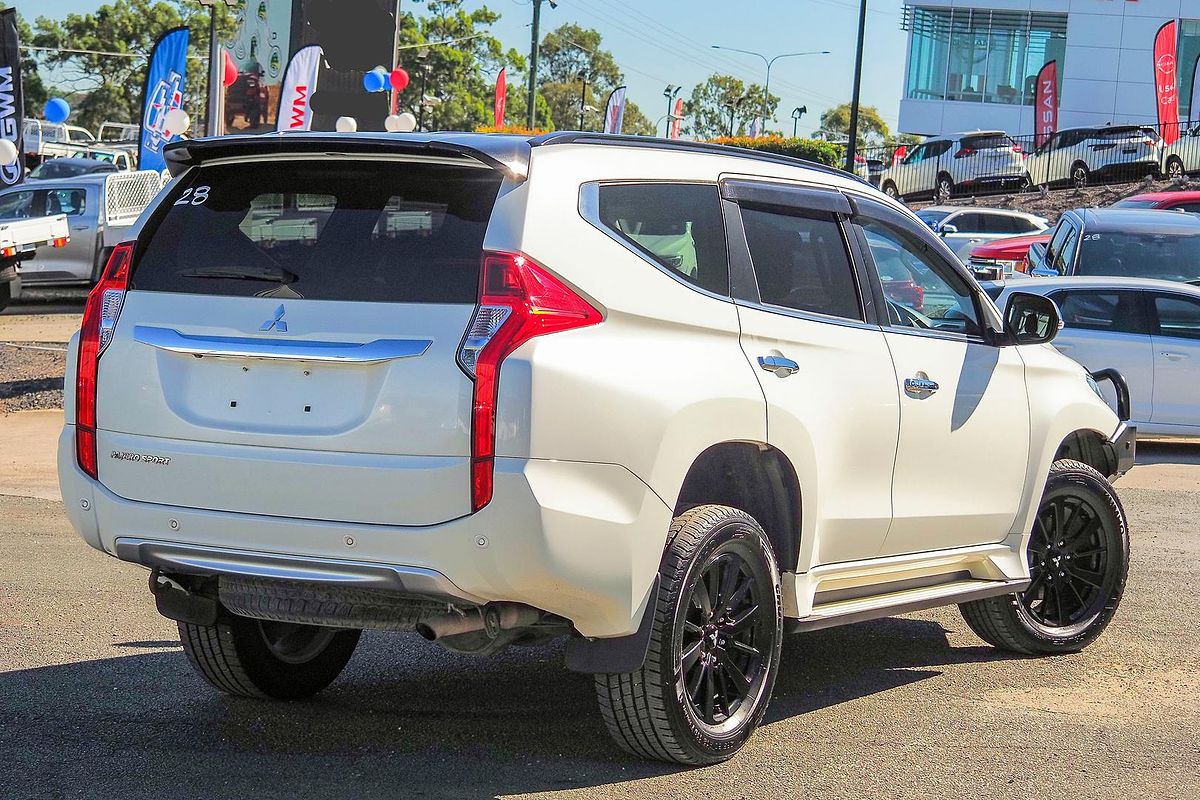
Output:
top-left (0, 190), bottom-right (34, 219)
top-left (1051, 223), bottom-right (1080, 275)
top-left (903, 145), bottom-right (925, 165)
top-left (860, 217), bottom-right (982, 337)
top-left (1008, 216), bottom-right (1042, 233)
top-left (948, 213), bottom-right (982, 232)
top-left (1052, 291), bottom-right (1141, 333)
top-left (1173, 202), bottom-right (1200, 213)
top-left (740, 206), bottom-right (861, 320)
top-left (1154, 294), bottom-right (1200, 340)
top-left (1044, 220), bottom-right (1073, 270)
top-left (596, 183), bottom-right (729, 295)
top-left (45, 189), bottom-right (87, 217)
top-left (926, 140), bottom-right (952, 160)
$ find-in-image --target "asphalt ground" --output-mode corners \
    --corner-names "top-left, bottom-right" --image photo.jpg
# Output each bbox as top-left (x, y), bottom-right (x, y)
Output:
top-left (1, 305), bottom-right (1198, 799)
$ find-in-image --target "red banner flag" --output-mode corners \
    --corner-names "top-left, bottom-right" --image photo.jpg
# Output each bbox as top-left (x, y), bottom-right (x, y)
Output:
top-left (1155, 21), bottom-right (1180, 145)
top-left (669, 97), bottom-right (683, 139)
top-left (1034, 60), bottom-right (1058, 149)
top-left (494, 67), bottom-right (506, 128)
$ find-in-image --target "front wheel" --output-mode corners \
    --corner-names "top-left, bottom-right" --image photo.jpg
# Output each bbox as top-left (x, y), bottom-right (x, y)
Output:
top-left (179, 612), bottom-right (361, 699)
top-left (1166, 155), bottom-right (1186, 180)
top-left (935, 174), bottom-right (953, 202)
top-left (1071, 162), bottom-right (1090, 189)
top-left (959, 459), bottom-right (1128, 655)
top-left (596, 505), bottom-right (783, 765)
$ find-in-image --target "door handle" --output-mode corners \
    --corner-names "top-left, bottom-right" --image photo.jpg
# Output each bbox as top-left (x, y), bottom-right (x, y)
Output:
top-left (758, 355), bottom-right (799, 376)
top-left (1161, 352), bottom-right (1188, 360)
top-left (72, 225), bottom-right (89, 231)
top-left (904, 376), bottom-right (940, 396)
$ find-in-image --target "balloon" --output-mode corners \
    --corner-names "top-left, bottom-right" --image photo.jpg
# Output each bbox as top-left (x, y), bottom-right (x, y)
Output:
top-left (384, 113), bottom-right (417, 133)
top-left (164, 108), bottom-right (191, 136)
top-left (363, 67), bottom-right (389, 93)
top-left (389, 68), bottom-right (410, 91)
top-left (223, 50), bottom-right (239, 88)
top-left (335, 116), bottom-right (358, 133)
top-left (0, 139), bottom-right (17, 165)
top-left (44, 98), bottom-right (70, 125)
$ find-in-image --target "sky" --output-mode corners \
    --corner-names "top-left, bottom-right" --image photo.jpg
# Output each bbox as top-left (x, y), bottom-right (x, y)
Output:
top-left (29, 0), bottom-right (909, 135)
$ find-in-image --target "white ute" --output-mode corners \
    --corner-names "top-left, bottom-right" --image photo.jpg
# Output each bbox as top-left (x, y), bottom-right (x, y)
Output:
top-left (59, 132), bottom-right (1136, 764)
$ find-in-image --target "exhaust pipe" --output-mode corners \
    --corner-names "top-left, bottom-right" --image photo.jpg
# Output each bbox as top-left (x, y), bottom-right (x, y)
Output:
top-left (416, 604), bottom-right (541, 641)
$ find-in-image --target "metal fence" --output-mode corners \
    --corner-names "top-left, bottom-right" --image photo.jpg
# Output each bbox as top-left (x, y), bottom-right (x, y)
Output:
top-left (853, 123), bottom-right (1200, 201)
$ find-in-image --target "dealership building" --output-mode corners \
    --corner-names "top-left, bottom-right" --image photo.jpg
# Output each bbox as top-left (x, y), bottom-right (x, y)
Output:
top-left (898, 0), bottom-right (1200, 135)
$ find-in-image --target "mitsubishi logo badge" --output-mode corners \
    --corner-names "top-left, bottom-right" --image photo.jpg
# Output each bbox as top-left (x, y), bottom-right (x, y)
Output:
top-left (260, 304), bottom-right (288, 333)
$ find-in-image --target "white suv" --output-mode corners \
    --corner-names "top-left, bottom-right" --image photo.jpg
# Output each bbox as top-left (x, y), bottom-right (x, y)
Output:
top-left (880, 131), bottom-right (1026, 201)
top-left (59, 132), bottom-right (1135, 765)
top-left (1026, 125), bottom-right (1162, 189)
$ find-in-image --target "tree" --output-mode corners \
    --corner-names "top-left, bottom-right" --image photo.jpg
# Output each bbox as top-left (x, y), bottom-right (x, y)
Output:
top-left (32, 0), bottom-right (235, 132)
top-left (0, 4), bottom-right (48, 118)
top-left (395, 0), bottom-right (529, 132)
top-left (686, 74), bottom-right (777, 139)
top-left (537, 24), bottom-right (652, 133)
top-left (818, 103), bottom-right (891, 146)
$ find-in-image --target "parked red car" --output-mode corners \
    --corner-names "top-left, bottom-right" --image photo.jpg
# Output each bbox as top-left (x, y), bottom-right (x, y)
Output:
top-left (966, 231), bottom-right (1052, 276)
top-left (1111, 191), bottom-right (1200, 212)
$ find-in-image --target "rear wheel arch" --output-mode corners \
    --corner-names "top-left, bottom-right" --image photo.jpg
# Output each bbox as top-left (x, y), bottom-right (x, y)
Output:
top-left (672, 441), bottom-right (802, 572)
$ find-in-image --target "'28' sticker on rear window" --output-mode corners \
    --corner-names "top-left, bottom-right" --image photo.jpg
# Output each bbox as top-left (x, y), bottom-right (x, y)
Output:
top-left (174, 186), bottom-right (211, 206)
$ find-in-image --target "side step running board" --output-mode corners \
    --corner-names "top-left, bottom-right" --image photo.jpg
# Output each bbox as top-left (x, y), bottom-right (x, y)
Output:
top-left (786, 578), bottom-right (1029, 633)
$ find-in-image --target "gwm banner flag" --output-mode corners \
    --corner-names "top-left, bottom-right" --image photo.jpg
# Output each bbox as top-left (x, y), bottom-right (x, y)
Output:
top-left (277, 45), bottom-right (323, 132)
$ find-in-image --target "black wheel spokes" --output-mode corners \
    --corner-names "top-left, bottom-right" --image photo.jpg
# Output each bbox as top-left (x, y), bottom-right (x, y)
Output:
top-left (1023, 495), bottom-right (1109, 628)
top-left (681, 553), bottom-right (765, 726)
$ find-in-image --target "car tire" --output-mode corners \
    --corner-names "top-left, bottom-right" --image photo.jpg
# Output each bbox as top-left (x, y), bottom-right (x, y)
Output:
top-left (1071, 162), bottom-right (1090, 189)
top-left (959, 459), bottom-right (1129, 655)
top-left (882, 181), bottom-right (900, 199)
top-left (1019, 174), bottom-right (1034, 193)
top-left (935, 174), bottom-right (953, 202)
top-left (1166, 156), bottom-right (1186, 180)
top-left (178, 612), bottom-right (361, 700)
top-left (595, 505), bottom-right (783, 765)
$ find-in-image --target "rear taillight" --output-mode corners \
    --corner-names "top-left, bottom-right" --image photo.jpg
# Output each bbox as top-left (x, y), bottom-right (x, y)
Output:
top-left (458, 251), bottom-right (602, 511)
top-left (954, 147), bottom-right (976, 158)
top-left (1, 246), bottom-right (14, 258)
top-left (52, 237), bottom-right (69, 248)
top-left (1011, 145), bottom-right (1023, 154)
top-left (76, 242), bottom-right (133, 478)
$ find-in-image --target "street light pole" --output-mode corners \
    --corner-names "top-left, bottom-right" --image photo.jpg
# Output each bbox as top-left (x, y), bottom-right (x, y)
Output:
top-left (526, 0), bottom-right (557, 129)
top-left (577, 72), bottom-right (588, 130)
top-left (791, 106), bottom-right (806, 138)
top-left (845, 0), bottom-right (868, 172)
top-left (710, 45), bottom-right (829, 132)
top-left (663, 84), bottom-right (681, 137)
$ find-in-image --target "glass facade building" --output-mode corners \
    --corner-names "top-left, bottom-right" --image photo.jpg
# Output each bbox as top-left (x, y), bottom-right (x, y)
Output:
top-left (903, 7), bottom-right (1067, 106)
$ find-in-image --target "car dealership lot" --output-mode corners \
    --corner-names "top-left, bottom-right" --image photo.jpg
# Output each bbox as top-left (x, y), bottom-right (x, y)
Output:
top-left (1, 405), bottom-right (1198, 799)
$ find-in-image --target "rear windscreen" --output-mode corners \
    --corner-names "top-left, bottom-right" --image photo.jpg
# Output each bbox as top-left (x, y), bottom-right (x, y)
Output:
top-left (961, 134), bottom-right (1012, 150)
top-left (131, 160), bottom-right (504, 303)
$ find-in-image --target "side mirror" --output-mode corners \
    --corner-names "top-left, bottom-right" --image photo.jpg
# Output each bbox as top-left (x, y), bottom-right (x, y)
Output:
top-left (1026, 240), bottom-right (1049, 269)
top-left (1005, 291), bottom-right (1062, 345)
top-left (939, 223), bottom-right (958, 236)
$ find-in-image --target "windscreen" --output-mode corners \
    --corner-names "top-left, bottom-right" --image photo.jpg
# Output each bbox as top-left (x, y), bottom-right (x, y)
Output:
top-left (131, 160), bottom-right (504, 303)
top-left (1111, 199), bottom-right (1160, 209)
top-left (1077, 232), bottom-right (1200, 282)
top-left (961, 134), bottom-right (1013, 150)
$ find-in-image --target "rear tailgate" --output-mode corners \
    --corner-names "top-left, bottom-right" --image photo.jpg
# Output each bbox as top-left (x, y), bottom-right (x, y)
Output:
top-left (95, 156), bottom-right (504, 526)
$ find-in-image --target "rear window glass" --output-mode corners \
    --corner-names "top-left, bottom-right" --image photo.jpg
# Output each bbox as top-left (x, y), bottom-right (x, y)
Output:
top-left (596, 183), bottom-right (729, 295)
top-left (131, 160), bottom-right (503, 303)
top-left (1077, 232), bottom-right (1200, 282)
top-left (1111, 199), bottom-right (1159, 209)
top-left (961, 134), bottom-right (1011, 150)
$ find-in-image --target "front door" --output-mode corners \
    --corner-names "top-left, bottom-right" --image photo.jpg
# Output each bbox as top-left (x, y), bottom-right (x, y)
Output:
top-left (22, 186), bottom-right (97, 282)
top-left (726, 182), bottom-right (899, 567)
top-left (855, 202), bottom-right (1030, 557)
top-left (1149, 292), bottom-right (1200, 430)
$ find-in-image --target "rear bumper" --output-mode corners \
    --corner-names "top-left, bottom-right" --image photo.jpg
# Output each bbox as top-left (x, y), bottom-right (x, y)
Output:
top-left (57, 426), bottom-right (672, 638)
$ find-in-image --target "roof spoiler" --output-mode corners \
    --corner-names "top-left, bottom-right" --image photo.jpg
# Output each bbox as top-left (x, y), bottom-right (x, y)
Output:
top-left (163, 133), bottom-right (532, 181)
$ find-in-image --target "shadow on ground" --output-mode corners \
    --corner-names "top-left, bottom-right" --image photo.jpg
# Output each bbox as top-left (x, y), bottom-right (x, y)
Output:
top-left (0, 616), bottom-right (1019, 799)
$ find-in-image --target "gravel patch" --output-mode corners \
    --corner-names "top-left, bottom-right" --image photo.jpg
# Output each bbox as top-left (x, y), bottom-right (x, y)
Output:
top-left (0, 341), bottom-right (66, 413)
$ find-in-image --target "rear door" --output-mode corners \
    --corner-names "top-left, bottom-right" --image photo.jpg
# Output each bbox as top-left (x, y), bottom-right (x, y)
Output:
top-left (24, 186), bottom-right (97, 281)
top-left (1148, 292), bottom-right (1200, 430)
top-left (96, 157), bottom-right (505, 526)
top-left (724, 180), bottom-right (899, 565)
top-left (1047, 289), bottom-right (1153, 423)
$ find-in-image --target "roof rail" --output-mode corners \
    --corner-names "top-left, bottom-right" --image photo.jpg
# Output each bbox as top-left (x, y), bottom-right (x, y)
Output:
top-left (530, 131), bottom-right (867, 185)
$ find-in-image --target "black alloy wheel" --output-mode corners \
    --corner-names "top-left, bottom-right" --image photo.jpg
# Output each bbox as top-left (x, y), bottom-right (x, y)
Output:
top-left (1020, 493), bottom-right (1113, 635)
top-left (680, 549), bottom-right (770, 731)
